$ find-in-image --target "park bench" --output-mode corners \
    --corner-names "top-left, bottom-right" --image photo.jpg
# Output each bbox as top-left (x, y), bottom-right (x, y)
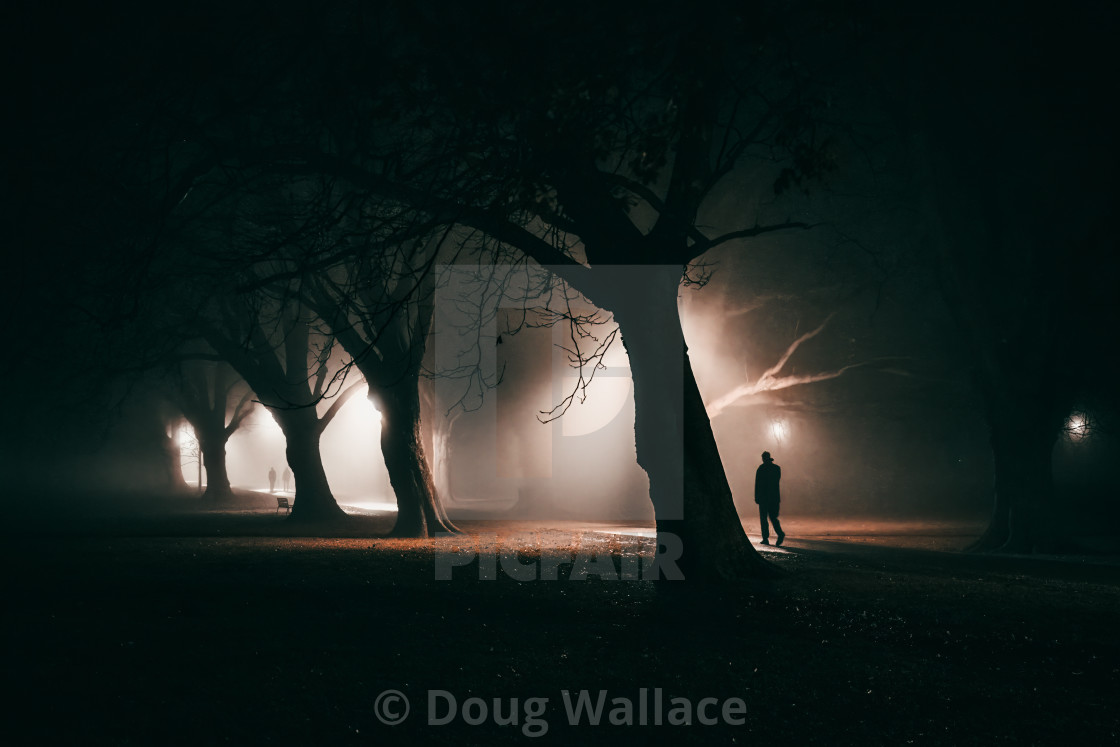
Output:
top-left (275, 495), bottom-right (292, 515)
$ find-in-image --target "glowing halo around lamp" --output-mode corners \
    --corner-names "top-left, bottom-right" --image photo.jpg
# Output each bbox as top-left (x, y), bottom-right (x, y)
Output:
top-left (560, 376), bottom-right (631, 437)
top-left (769, 419), bottom-right (788, 444)
top-left (1066, 413), bottom-right (1089, 442)
top-left (257, 409), bottom-right (285, 435)
top-left (353, 394), bottom-right (382, 424)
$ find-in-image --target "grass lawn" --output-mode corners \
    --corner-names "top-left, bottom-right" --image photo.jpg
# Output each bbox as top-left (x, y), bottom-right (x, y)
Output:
top-left (4, 506), bottom-right (1118, 745)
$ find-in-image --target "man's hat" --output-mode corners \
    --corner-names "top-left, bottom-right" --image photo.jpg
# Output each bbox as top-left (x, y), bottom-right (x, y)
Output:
top-left (761, 451), bottom-right (772, 462)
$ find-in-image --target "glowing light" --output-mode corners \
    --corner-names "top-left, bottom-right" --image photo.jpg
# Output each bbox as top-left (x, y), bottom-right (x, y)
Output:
top-left (254, 409), bottom-right (285, 436)
top-left (594, 528), bottom-right (657, 539)
top-left (353, 394), bottom-right (382, 423)
top-left (178, 424), bottom-right (203, 487)
top-left (560, 376), bottom-right (632, 437)
top-left (342, 500), bottom-right (398, 514)
top-left (224, 383), bottom-right (389, 496)
top-left (769, 420), bottom-right (788, 443)
top-left (1067, 413), bottom-right (1089, 442)
top-left (318, 384), bottom-right (390, 500)
top-left (179, 425), bottom-right (197, 448)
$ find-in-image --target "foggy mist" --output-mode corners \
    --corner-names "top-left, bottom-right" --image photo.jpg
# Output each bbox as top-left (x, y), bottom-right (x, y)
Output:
top-left (165, 251), bottom-right (999, 527)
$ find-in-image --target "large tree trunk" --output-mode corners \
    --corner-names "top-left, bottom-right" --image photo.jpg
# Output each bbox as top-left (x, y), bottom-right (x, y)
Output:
top-left (375, 382), bottom-right (459, 538)
top-left (275, 407), bottom-right (346, 521)
top-left (970, 401), bottom-right (1058, 553)
top-left (910, 103), bottom-right (1066, 556)
top-left (610, 270), bottom-right (776, 581)
top-left (197, 431), bottom-right (233, 500)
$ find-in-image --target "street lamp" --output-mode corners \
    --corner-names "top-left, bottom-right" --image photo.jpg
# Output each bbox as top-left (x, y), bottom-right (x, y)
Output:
top-left (1066, 413), bottom-right (1089, 442)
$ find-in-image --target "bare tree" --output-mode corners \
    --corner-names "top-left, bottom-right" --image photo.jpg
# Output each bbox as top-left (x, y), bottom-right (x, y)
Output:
top-left (207, 175), bottom-right (462, 535)
top-left (303, 238), bottom-right (460, 536)
top-left (304, 4), bottom-right (830, 579)
top-left (200, 291), bottom-right (361, 521)
top-left (89, 2), bottom-right (839, 577)
top-left (164, 359), bottom-right (255, 500)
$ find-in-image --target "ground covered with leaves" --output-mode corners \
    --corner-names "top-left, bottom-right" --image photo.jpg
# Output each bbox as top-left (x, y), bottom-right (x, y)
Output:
top-left (4, 508), bottom-right (1118, 745)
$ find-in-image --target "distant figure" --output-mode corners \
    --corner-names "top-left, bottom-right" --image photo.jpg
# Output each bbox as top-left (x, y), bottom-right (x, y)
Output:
top-left (268, 466), bottom-right (277, 493)
top-left (755, 451), bottom-right (785, 546)
top-left (282, 467), bottom-right (292, 492)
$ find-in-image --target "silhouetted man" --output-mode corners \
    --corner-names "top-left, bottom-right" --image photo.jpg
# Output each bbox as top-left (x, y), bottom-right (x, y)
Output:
top-left (755, 451), bottom-right (785, 546)
top-left (268, 466), bottom-right (277, 493)
top-left (282, 467), bottom-right (291, 492)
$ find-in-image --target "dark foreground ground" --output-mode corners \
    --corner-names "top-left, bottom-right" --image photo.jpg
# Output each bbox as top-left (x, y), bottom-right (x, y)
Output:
top-left (3, 501), bottom-right (1119, 745)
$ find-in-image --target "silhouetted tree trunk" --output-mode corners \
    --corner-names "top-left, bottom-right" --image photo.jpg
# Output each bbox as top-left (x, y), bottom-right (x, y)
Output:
top-left (610, 269), bottom-right (776, 580)
top-left (167, 361), bottom-right (254, 501)
top-left (202, 298), bottom-right (355, 521)
top-left (273, 405), bottom-right (345, 521)
top-left (376, 381), bottom-right (457, 536)
top-left (304, 237), bottom-right (459, 537)
top-left (909, 118), bottom-right (1070, 553)
top-left (369, 289), bottom-right (460, 538)
top-left (969, 386), bottom-right (1062, 552)
top-left (196, 433), bottom-right (231, 497)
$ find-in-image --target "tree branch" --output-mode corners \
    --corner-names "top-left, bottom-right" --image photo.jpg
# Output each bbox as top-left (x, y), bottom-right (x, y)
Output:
top-left (318, 380), bottom-right (365, 432)
top-left (689, 220), bottom-right (816, 261)
top-left (225, 388), bottom-right (256, 437)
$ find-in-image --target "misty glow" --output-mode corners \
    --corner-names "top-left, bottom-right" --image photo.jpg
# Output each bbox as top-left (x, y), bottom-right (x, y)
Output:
top-left (1067, 414), bottom-right (1088, 441)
